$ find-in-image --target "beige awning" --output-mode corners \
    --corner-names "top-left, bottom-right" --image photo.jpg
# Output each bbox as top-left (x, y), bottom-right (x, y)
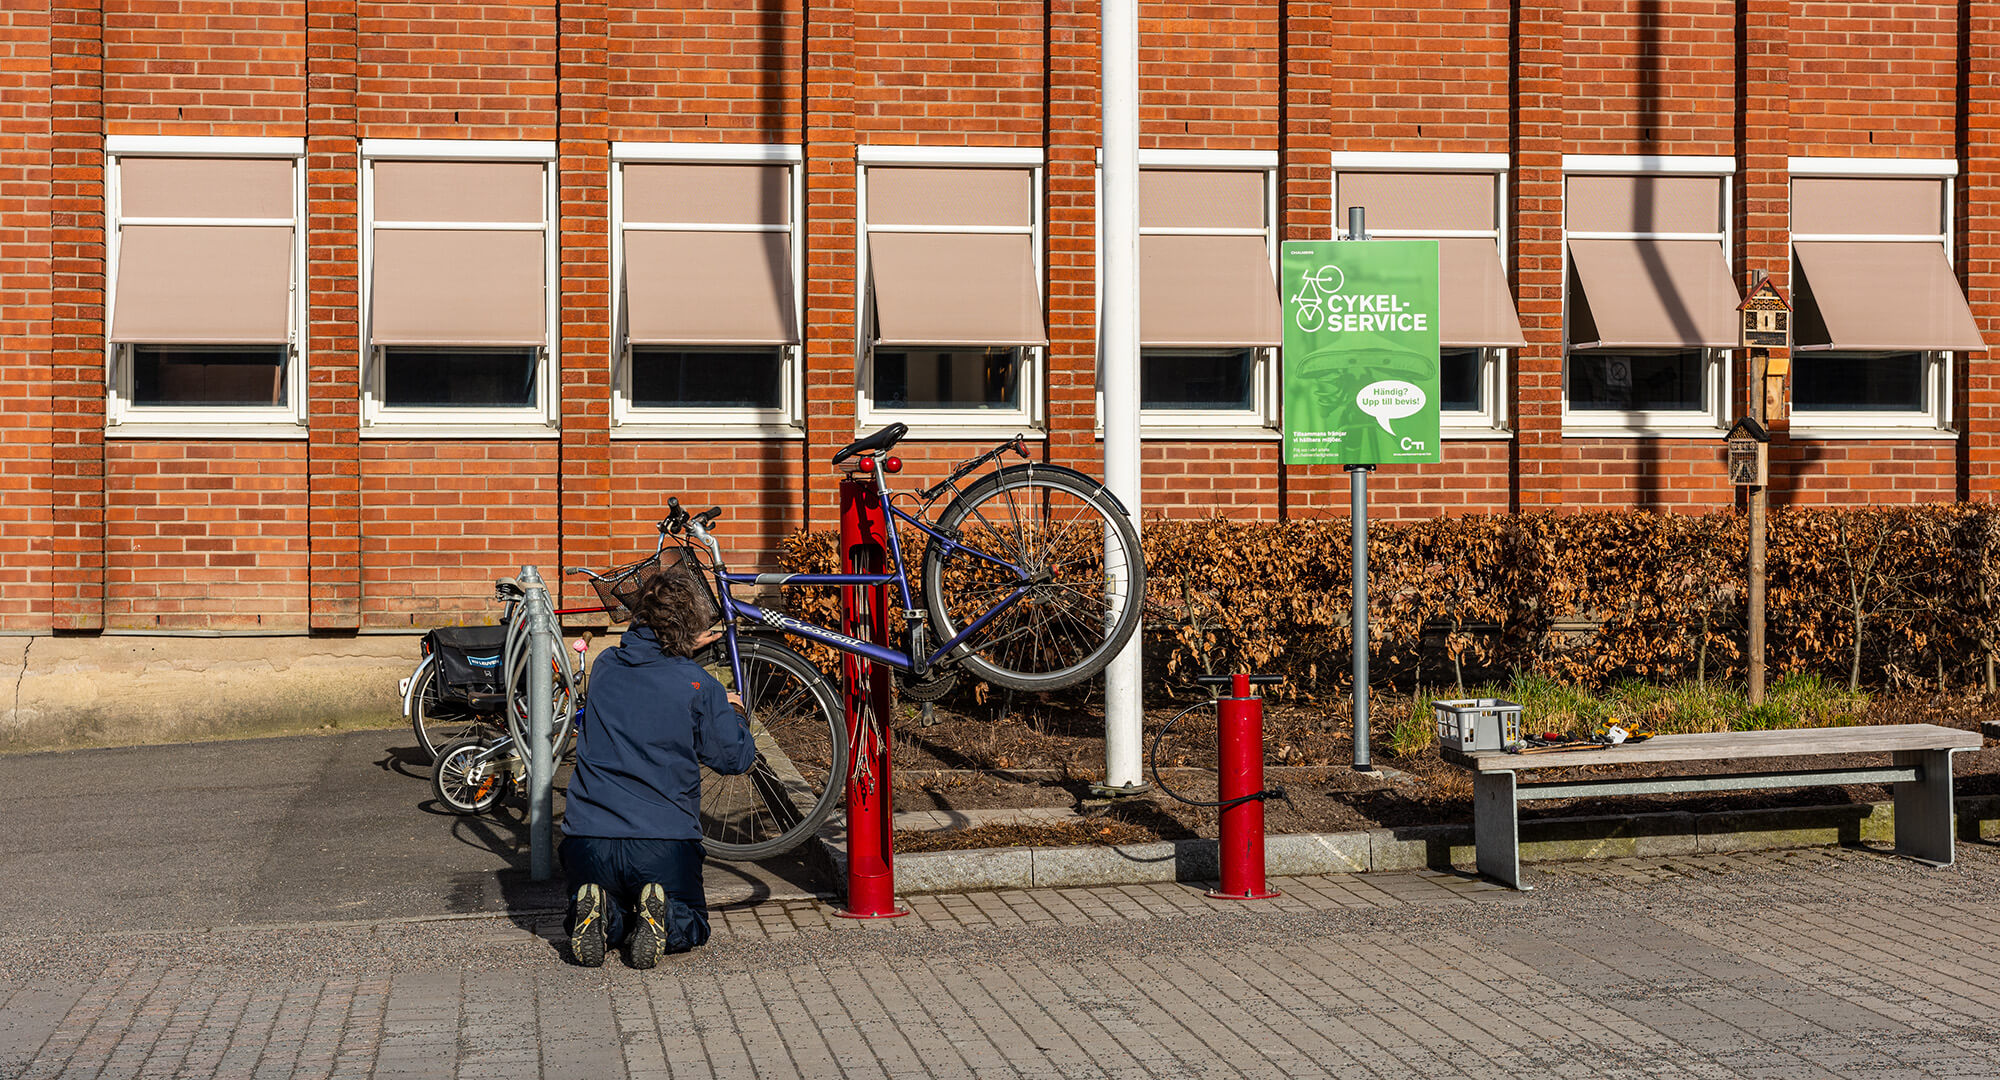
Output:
top-left (866, 167), bottom-right (1034, 227)
top-left (1334, 172), bottom-right (1496, 231)
top-left (371, 160), bottom-right (544, 223)
top-left (120, 157), bottom-right (293, 220)
top-left (371, 230), bottom-right (546, 346)
top-left (1566, 175), bottom-right (1724, 234)
top-left (1140, 170), bottom-right (1265, 230)
top-left (110, 225), bottom-right (294, 344)
top-left (1792, 241), bottom-right (1987, 352)
top-left (1567, 239), bottom-right (1740, 348)
top-left (1791, 178), bottom-right (1943, 237)
top-left (1438, 237), bottom-right (1527, 348)
top-left (625, 230), bottom-right (798, 345)
top-left (1139, 234), bottom-right (1280, 348)
top-left (623, 163), bottom-right (789, 226)
top-left (870, 232), bottom-right (1046, 347)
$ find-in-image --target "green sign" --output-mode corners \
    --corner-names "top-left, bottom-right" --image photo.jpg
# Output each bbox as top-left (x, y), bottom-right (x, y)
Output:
top-left (1281, 240), bottom-right (1442, 466)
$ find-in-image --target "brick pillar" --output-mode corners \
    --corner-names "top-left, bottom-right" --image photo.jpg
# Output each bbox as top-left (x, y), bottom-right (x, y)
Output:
top-left (1045, 0), bottom-right (1099, 474)
top-left (1279, 0), bottom-right (1331, 518)
top-left (1964, 0), bottom-right (1999, 501)
top-left (1737, 0), bottom-right (1789, 479)
top-left (306, 0), bottom-right (361, 628)
top-left (0, 1), bottom-right (54, 629)
top-left (1511, 0), bottom-right (1565, 511)
top-left (50, 0), bottom-right (104, 630)
top-left (557, 0), bottom-right (612, 615)
top-left (802, 0), bottom-right (857, 531)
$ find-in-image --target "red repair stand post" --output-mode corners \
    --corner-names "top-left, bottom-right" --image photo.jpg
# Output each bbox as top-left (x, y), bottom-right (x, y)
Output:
top-left (1209, 672), bottom-right (1281, 900)
top-left (835, 472), bottom-right (907, 919)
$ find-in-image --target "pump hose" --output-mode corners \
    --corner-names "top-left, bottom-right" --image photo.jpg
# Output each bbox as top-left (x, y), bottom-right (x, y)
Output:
top-left (1148, 699), bottom-right (1286, 811)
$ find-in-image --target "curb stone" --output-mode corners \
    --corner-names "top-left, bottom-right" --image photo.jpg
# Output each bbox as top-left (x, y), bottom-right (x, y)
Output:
top-left (815, 793), bottom-right (2000, 894)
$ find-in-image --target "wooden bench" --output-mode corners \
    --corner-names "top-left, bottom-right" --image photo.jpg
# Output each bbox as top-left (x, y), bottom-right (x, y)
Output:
top-left (1442, 724), bottom-right (1983, 889)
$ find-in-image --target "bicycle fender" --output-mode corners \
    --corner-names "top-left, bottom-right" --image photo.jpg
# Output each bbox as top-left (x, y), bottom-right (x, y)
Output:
top-left (402, 653), bottom-right (435, 718)
top-left (981, 463), bottom-right (1133, 518)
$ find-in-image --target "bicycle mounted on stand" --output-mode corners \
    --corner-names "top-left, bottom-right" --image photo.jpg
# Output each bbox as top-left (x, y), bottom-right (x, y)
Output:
top-left (652, 421), bottom-right (1148, 861)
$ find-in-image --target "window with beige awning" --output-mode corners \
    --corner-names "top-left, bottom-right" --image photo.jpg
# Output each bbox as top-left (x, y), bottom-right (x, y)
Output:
top-left (1334, 171), bottom-right (1526, 348)
top-left (1138, 169), bottom-right (1281, 348)
top-left (1789, 177), bottom-right (1986, 353)
top-left (109, 157), bottom-right (296, 345)
top-left (369, 160), bottom-right (548, 347)
top-left (622, 163), bottom-right (798, 346)
top-left (865, 167), bottom-right (1047, 347)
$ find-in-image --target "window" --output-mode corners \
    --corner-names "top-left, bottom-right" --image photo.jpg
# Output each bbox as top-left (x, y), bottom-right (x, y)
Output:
top-left (362, 141), bottom-right (555, 434)
top-left (614, 146), bottom-right (803, 435)
top-left (1786, 161), bottom-right (1984, 436)
top-left (105, 138), bottom-right (304, 435)
top-left (1561, 158), bottom-right (1738, 435)
top-left (1332, 155), bottom-right (1523, 437)
top-left (860, 148), bottom-right (1046, 433)
top-left (1134, 155), bottom-right (1281, 433)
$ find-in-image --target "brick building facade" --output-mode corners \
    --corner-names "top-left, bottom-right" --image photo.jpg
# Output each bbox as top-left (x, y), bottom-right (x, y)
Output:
top-left (1, 0), bottom-right (1996, 633)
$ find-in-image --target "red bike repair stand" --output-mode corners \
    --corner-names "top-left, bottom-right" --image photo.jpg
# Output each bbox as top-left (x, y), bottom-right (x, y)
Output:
top-left (1207, 673), bottom-right (1281, 901)
top-left (835, 473), bottom-right (907, 919)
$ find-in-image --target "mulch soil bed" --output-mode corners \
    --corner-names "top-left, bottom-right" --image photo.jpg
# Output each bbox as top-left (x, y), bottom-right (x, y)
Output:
top-left (883, 692), bottom-right (2000, 853)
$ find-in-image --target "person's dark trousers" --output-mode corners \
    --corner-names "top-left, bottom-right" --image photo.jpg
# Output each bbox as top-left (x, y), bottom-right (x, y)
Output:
top-left (559, 835), bottom-right (710, 953)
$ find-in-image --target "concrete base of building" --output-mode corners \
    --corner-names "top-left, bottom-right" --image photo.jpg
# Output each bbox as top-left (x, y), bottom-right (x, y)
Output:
top-left (0, 634), bottom-right (417, 753)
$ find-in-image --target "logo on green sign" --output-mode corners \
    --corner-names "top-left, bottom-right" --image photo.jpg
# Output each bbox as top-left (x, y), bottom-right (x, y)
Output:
top-left (1281, 241), bottom-right (1442, 466)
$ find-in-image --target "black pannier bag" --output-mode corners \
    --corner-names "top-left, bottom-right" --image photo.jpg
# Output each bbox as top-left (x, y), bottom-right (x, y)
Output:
top-left (423, 625), bottom-right (510, 708)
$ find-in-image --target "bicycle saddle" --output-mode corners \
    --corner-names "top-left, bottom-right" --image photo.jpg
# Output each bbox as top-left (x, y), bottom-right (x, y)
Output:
top-left (832, 422), bottom-right (908, 464)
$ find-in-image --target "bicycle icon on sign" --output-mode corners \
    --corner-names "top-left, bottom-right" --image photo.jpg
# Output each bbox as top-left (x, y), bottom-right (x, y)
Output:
top-left (1289, 263), bottom-right (1345, 332)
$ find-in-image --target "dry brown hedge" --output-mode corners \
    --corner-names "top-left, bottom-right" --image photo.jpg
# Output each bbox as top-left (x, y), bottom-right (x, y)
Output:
top-left (774, 505), bottom-right (2000, 698)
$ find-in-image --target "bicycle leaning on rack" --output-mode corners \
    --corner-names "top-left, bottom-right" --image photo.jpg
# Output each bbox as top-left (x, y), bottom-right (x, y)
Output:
top-left (658, 421), bottom-right (1147, 861)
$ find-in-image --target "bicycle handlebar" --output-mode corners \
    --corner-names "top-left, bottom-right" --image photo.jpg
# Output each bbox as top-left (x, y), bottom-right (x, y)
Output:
top-left (659, 497), bottom-right (723, 536)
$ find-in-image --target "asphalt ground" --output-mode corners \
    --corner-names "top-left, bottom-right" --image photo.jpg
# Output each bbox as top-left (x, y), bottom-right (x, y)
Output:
top-left (0, 728), bottom-right (824, 934)
top-left (7, 730), bottom-right (2000, 1078)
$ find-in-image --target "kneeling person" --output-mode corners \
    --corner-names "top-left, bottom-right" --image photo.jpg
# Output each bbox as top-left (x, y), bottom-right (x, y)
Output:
top-left (562, 566), bottom-right (756, 968)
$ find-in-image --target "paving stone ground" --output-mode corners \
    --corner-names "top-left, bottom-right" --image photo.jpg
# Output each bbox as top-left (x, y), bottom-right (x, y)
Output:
top-left (8, 842), bottom-right (2000, 1079)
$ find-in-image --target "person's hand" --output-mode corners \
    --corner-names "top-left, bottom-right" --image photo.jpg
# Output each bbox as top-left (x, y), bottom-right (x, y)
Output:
top-left (695, 627), bottom-right (723, 649)
top-left (727, 692), bottom-right (744, 710)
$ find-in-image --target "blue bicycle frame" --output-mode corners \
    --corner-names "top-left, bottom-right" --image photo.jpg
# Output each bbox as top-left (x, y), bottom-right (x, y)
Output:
top-left (691, 468), bottom-right (1037, 687)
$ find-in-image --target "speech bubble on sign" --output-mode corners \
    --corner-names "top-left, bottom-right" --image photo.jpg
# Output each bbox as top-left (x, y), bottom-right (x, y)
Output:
top-left (1356, 380), bottom-right (1427, 436)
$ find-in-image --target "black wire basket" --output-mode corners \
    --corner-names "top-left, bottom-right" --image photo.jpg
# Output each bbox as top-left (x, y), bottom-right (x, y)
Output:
top-left (589, 547), bottom-right (710, 623)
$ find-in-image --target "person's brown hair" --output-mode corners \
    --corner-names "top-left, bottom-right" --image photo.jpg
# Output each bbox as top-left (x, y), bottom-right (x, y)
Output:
top-left (630, 565), bottom-right (719, 658)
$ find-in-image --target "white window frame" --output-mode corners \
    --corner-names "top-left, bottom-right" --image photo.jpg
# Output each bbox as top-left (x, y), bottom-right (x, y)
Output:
top-left (1560, 154), bottom-right (1736, 438)
top-left (610, 143), bottom-right (805, 440)
top-left (360, 139), bottom-right (558, 438)
top-left (1091, 149), bottom-right (1281, 440)
top-left (103, 136), bottom-right (307, 438)
top-left (857, 145), bottom-right (1045, 438)
top-left (1332, 151), bottom-right (1515, 439)
top-left (1786, 156), bottom-right (1959, 440)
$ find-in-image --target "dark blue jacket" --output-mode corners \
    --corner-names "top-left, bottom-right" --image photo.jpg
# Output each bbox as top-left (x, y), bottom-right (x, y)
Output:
top-left (563, 626), bottom-right (757, 841)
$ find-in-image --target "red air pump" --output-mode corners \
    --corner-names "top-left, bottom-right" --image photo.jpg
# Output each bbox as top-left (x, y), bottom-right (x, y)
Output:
top-left (1191, 673), bottom-right (1282, 900)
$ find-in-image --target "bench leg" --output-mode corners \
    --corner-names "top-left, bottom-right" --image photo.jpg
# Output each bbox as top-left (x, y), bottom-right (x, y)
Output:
top-left (1473, 771), bottom-right (1526, 890)
top-left (1893, 749), bottom-right (1958, 867)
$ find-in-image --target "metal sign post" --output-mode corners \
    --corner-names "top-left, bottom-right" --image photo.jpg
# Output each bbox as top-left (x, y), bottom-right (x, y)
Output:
top-left (1281, 209), bottom-right (1441, 772)
top-left (835, 476), bottom-right (906, 919)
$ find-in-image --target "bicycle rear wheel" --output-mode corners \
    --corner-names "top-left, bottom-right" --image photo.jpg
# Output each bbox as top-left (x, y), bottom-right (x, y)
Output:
top-left (697, 637), bottom-right (847, 862)
top-left (431, 737), bottom-right (514, 815)
top-left (408, 657), bottom-right (499, 764)
top-left (921, 464), bottom-right (1146, 691)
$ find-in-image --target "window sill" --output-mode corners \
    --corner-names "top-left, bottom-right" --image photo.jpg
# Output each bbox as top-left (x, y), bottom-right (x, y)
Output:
top-left (612, 424), bottom-right (805, 441)
top-left (1439, 423), bottom-right (1514, 441)
top-left (106, 422), bottom-right (308, 440)
top-left (1133, 424), bottom-right (1281, 441)
top-left (855, 422), bottom-right (1046, 443)
top-left (1563, 419), bottom-right (1727, 439)
top-left (361, 424), bottom-right (561, 439)
top-left (1785, 424), bottom-right (1958, 441)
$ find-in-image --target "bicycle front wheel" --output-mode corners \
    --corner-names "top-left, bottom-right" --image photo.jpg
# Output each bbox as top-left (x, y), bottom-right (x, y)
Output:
top-left (431, 737), bottom-right (513, 815)
top-left (922, 464), bottom-right (1146, 691)
top-left (408, 657), bottom-right (498, 764)
top-left (697, 637), bottom-right (847, 862)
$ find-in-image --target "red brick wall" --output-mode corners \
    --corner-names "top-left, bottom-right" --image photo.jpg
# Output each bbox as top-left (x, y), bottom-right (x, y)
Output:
top-left (360, 442), bottom-right (559, 627)
top-left (1279, 444), bottom-right (1514, 519)
top-left (608, 0), bottom-right (803, 142)
top-left (105, 443), bottom-right (309, 629)
top-left (1321, 0), bottom-right (1511, 151)
top-left (103, 0), bottom-right (307, 134)
top-left (1772, 441), bottom-right (1958, 506)
top-left (854, 0), bottom-right (1044, 142)
top-left (1140, 0), bottom-right (1279, 150)
top-left (357, 0), bottom-right (557, 138)
top-left (1790, 0), bottom-right (1959, 155)
top-left (1566, 0), bottom-right (1735, 155)
top-left (0, 0), bottom-right (53, 630)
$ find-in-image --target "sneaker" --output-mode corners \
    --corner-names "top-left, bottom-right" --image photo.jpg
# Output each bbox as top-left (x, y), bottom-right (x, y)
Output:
top-left (569, 883), bottom-right (608, 968)
top-left (627, 882), bottom-right (669, 970)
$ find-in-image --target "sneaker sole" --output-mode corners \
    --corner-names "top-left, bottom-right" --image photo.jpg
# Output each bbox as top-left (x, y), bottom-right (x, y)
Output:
top-left (628, 884), bottom-right (668, 970)
top-left (570, 884), bottom-right (608, 968)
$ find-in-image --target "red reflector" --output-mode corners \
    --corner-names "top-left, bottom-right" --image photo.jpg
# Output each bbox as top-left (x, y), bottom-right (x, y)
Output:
top-left (884, 456), bottom-right (902, 473)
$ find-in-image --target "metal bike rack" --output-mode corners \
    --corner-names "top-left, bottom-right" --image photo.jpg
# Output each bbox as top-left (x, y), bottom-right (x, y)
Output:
top-left (510, 565), bottom-right (561, 882)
